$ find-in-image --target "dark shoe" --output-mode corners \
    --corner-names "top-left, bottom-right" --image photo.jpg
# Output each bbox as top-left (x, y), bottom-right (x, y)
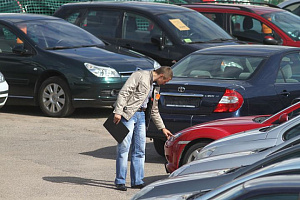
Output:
top-left (131, 184), bottom-right (145, 189)
top-left (116, 184), bottom-right (127, 191)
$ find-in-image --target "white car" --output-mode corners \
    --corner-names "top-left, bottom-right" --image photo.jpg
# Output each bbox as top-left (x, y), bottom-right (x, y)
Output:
top-left (0, 72), bottom-right (8, 108)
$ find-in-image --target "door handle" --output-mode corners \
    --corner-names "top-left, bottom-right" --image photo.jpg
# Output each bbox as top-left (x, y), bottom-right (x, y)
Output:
top-left (279, 90), bottom-right (290, 96)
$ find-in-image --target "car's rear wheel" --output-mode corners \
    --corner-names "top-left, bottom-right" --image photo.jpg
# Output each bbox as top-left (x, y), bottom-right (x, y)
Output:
top-left (182, 142), bottom-right (210, 165)
top-left (153, 138), bottom-right (166, 157)
top-left (38, 76), bottom-right (74, 117)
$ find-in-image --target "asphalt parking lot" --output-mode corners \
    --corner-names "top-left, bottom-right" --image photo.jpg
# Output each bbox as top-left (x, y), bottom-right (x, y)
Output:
top-left (0, 105), bottom-right (168, 200)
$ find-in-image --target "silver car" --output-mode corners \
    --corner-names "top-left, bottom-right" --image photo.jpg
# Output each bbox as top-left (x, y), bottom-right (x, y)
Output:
top-left (171, 134), bottom-right (300, 177)
top-left (0, 72), bottom-right (8, 108)
top-left (197, 114), bottom-right (300, 160)
top-left (131, 145), bottom-right (300, 199)
top-left (196, 158), bottom-right (300, 199)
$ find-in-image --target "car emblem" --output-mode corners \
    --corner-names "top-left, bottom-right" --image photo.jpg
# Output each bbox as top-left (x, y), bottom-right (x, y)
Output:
top-left (178, 86), bottom-right (185, 93)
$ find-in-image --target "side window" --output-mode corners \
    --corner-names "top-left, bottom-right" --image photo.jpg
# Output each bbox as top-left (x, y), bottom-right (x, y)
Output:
top-left (202, 13), bottom-right (224, 27)
top-left (65, 12), bottom-right (81, 24)
top-left (284, 3), bottom-right (300, 16)
top-left (80, 10), bottom-right (121, 38)
top-left (284, 123), bottom-right (300, 140)
top-left (0, 24), bottom-right (20, 53)
top-left (276, 53), bottom-right (300, 83)
top-left (245, 193), bottom-right (300, 200)
top-left (231, 15), bottom-right (274, 43)
top-left (122, 13), bottom-right (162, 43)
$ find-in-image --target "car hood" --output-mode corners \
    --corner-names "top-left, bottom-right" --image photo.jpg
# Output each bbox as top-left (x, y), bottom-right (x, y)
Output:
top-left (48, 47), bottom-right (154, 72)
top-left (171, 150), bottom-right (269, 177)
top-left (132, 171), bottom-right (233, 200)
top-left (178, 115), bottom-right (268, 135)
top-left (200, 127), bottom-right (278, 157)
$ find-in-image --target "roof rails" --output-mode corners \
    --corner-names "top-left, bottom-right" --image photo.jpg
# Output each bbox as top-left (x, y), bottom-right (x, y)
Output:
top-left (178, 1), bottom-right (280, 8)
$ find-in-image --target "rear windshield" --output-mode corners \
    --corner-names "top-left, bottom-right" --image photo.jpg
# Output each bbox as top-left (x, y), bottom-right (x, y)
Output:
top-left (172, 54), bottom-right (265, 80)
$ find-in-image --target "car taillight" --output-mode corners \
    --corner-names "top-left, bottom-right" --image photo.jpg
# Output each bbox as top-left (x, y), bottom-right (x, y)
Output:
top-left (214, 89), bottom-right (243, 113)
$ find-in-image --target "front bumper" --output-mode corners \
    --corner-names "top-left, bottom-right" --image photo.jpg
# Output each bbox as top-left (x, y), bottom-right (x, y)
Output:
top-left (70, 76), bottom-right (125, 108)
top-left (164, 139), bottom-right (187, 173)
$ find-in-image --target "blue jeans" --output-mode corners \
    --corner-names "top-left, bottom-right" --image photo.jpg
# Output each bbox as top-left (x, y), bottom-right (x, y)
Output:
top-left (115, 111), bottom-right (146, 186)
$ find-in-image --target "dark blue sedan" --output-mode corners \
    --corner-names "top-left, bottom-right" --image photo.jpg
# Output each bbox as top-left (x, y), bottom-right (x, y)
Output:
top-left (148, 45), bottom-right (300, 155)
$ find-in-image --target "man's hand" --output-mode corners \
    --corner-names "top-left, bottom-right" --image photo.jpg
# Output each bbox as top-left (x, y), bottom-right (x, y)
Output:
top-left (162, 128), bottom-right (173, 140)
top-left (114, 114), bottom-right (122, 124)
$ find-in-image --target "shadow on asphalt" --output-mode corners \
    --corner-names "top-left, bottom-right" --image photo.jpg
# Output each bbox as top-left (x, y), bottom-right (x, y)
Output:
top-left (80, 142), bottom-right (166, 164)
top-left (0, 105), bottom-right (113, 119)
top-left (43, 174), bottom-right (169, 190)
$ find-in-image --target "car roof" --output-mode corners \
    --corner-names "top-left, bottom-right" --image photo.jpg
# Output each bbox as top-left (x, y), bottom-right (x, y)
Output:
top-left (58, 1), bottom-right (193, 15)
top-left (278, 0), bottom-right (300, 8)
top-left (184, 3), bottom-right (285, 15)
top-left (193, 45), bottom-right (300, 56)
top-left (0, 13), bottom-right (60, 23)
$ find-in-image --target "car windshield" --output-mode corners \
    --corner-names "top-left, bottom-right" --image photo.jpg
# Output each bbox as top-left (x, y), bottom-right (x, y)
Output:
top-left (172, 54), bottom-right (265, 80)
top-left (14, 19), bottom-right (104, 49)
top-left (261, 11), bottom-right (300, 41)
top-left (158, 11), bottom-right (233, 43)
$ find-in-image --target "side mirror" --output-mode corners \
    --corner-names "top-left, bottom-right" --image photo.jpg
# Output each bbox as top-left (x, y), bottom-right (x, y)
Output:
top-left (263, 36), bottom-right (278, 45)
top-left (151, 35), bottom-right (165, 50)
top-left (279, 113), bottom-right (289, 123)
top-left (12, 45), bottom-right (30, 55)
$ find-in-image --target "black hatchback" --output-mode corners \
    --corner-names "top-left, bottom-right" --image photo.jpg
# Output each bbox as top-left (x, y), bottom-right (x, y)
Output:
top-left (53, 1), bottom-right (241, 66)
top-left (0, 13), bottom-right (157, 117)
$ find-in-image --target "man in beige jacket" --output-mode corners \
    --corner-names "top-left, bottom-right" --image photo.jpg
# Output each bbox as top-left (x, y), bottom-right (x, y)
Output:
top-left (113, 66), bottom-right (173, 191)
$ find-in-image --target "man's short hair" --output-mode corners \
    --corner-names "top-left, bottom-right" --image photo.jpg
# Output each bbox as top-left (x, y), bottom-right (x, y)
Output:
top-left (155, 66), bottom-right (173, 79)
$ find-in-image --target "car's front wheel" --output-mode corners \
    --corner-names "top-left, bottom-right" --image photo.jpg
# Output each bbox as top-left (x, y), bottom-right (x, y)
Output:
top-left (182, 142), bottom-right (210, 165)
top-left (38, 76), bottom-right (74, 117)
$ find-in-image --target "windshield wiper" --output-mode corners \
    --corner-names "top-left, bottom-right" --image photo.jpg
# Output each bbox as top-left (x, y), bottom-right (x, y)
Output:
top-left (207, 38), bottom-right (236, 43)
top-left (45, 44), bottom-right (101, 50)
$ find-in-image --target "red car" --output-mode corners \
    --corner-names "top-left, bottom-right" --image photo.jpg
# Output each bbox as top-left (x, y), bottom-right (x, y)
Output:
top-left (164, 101), bottom-right (300, 173)
top-left (182, 3), bottom-right (300, 46)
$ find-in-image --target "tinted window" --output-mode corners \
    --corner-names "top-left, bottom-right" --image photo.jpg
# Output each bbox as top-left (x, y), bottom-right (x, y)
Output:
top-left (0, 24), bottom-right (21, 53)
top-left (80, 10), bottom-right (121, 38)
top-left (246, 193), bottom-right (299, 200)
top-left (172, 54), bottom-right (264, 80)
top-left (284, 3), bottom-right (300, 16)
top-left (284, 123), bottom-right (300, 140)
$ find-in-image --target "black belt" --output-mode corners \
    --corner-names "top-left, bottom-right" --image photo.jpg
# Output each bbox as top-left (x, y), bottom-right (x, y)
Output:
top-left (137, 107), bottom-right (146, 112)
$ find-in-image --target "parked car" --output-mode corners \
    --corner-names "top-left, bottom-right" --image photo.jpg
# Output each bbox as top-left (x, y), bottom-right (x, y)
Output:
top-left (148, 44), bottom-right (300, 156)
top-left (0, 71), bottom-right (8, 108)
top-left (170, 133), bottom-right (300, 177)
top-left (197, 112), bottom-right (300, 161)
top-left (182, 3), bottom-right (300, 46)
top-left (131, 149), bottom-right (300, 199)
top-left (278, 0), bottom-right (300, 16)
top-left (165, 101), bottom-right (300, 173)
top-left (0, 13), bottom-right (158, 117)
top-left (53, 1), bottom-right (241, 66)
top-left (195, 158), bottom-right (300, 200)
top-left (203, 175), bottom-right (300, 200)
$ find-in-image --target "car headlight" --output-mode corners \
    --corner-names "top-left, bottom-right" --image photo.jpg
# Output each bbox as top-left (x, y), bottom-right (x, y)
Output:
top-left (84, 63), bottom-right (120, 77)
top-left (197, 148), bottom-right (216, 160)
top-left (153, 60), bottom-right (161, 70)
top-left (0, 72), bottom-right (5, 83)
top-left (168, 132), bottom-right (183, 142)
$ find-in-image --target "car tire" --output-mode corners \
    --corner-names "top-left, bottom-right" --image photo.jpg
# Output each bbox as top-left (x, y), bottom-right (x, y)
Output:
top-left (153, 138), bottom-right (166, 157)
top-left (38, 76), bottom-right (75, 117)
top-left (182, 142), bottom-right (210, 165)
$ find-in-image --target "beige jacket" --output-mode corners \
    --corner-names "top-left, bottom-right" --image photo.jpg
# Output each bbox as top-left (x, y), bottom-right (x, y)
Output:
top-left (113, 70), bottom-right (165, 130)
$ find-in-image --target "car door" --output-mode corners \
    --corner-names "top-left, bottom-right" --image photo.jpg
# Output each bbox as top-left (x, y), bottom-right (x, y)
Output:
top-left (0, 23), bottom-right (38, 101)
top-left (275, 52), bottom-right (300, 107)
top-left (117, 12), bottom-right (172, 66)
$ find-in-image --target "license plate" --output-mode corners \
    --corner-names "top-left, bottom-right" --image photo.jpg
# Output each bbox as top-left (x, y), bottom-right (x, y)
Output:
top-left (164, 96), bottom-right (200, 108)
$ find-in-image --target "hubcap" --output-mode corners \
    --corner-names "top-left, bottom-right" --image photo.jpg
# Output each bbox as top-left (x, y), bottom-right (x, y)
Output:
top-left (187, 148), bottom-right (202, 163)
top-left (42, 83), bottom-right (65, 113)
